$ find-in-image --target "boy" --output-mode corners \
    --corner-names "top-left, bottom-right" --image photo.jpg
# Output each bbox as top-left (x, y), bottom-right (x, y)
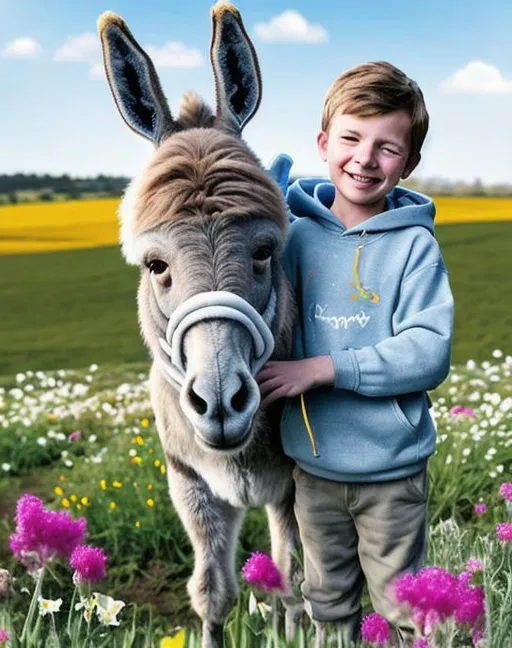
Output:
top-left (257, 61), bottom-right (454, 646)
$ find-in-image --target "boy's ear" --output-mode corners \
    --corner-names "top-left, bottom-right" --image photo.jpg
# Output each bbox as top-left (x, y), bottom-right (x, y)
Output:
top-left (402, 153), bottom-right (421, 179)
top-left (317, 131), bottom-right (328, 162)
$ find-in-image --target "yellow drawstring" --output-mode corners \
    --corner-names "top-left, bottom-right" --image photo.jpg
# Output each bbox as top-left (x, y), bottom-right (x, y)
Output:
top-left (300, 393), bottom-right (319, 457)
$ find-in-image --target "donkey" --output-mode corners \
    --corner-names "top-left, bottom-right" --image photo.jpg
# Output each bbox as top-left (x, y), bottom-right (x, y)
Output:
top-left (98, 3), bottom-right (299, 646)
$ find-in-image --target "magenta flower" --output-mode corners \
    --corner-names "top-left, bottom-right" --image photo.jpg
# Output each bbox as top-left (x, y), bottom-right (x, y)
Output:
top-left (496, 522), bottom-right (512, 542)
top-left (9, 494), bottom-right (87, 572)
top-left (393, 567), bottom-right (459, 619)
top-left (361, 613), bottom-right (390, 646)
top-left (450, 406), bottom-right (475, 417)
top-left (499, 482), bottom-right (512, 502)
top-left (413, 639), bottom-right (429, 648)
top-left (70, 545), bottom-right (108, 584)
top-left (472, 627), bottom-right (485, 645)
top-left (0, 628), bottom-right (8, 646)
top-left (241, 552), bottom-right (287, 593)
top-left (473, 503), bottom-right (487, 516)
top-left (465, 558), bottom-right (483, 574)
top-left (68, 430), bottom-right (82, 443)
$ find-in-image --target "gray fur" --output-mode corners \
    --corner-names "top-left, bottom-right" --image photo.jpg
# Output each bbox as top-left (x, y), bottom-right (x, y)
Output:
top-left (99, 4), bottom-right (300, 646)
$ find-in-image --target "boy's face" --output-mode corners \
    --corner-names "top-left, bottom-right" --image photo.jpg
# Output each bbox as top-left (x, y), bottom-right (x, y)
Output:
top-left (317, 109), bottom-right (420, 213)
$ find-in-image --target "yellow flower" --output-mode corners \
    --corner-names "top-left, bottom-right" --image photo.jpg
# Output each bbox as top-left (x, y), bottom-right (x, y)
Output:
top-left (99, 479), bottom-right (107, 491)
top-left (61, 498), bottom-right (70, 509)
top-left (81, 496), bottom-right (89, 506)
top-left (148, 448), bottom-right (154, 455)
top-left (136, 435), bottom-right (144, 446)
top-left (131, 456), bottom-right (142, 465)
top-left (154, 459), bottom-right (161, 468)
top-left (160, 465), bottom-right (166, 476)
top-left (54, 486), bottom-right (64, 496)
top-left (146, 484), bottom-right (153, 491)
top-left (109, 501), bottom-right (117, 510)
top-left (135, 520), bottom-right (141, 528)
top-left (141, 418), bottom-right (150, 429)
top-left (146, 498), bottom-right (155, 508)
top-left (112, 481), bottom-right (123, 488)
top-left (160, 630), bottom-right (185, 647)
top-left (47, 414), bottom-right (57, 423)
top-left (77, 504), bottom-right (82, 510)
top-left (70, 494), bottom-right (78, 503)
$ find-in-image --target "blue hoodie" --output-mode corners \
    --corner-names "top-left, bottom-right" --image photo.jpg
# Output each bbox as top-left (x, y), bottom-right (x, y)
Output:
top-left (280, 178), bottom-right (454, 482)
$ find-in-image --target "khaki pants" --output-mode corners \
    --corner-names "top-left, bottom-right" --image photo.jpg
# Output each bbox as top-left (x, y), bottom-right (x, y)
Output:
top-left (293, 465), bottom-right (429, 645)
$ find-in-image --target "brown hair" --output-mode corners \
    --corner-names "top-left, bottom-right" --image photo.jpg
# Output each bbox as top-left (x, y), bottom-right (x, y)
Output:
top-left (321, 61), bottom-right (429, 164)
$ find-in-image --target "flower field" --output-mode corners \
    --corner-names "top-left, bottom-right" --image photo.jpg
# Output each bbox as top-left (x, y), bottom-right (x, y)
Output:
top-left (1, 196), bottom-right (512, 256)
top-left (0, 351), bottom-right (510, 647)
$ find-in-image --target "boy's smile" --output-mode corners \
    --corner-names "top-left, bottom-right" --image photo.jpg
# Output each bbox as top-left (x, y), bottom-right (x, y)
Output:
top-left (317, 110), bottom-right (420, 226)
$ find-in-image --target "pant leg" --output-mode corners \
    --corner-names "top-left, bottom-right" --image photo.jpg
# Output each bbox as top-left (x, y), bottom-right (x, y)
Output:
top-left (293, 465), bottom-right (363, 639)
top-left (352, 468), bottom-right (429, 646)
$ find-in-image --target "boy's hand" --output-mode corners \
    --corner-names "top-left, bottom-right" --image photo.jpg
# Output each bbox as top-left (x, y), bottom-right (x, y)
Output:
top-left (255, 356), bottom-right (335, 407)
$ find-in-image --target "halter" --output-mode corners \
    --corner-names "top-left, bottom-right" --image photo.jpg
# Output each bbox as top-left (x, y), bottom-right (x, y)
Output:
top-left (158, 289), bottom-right (276, 389)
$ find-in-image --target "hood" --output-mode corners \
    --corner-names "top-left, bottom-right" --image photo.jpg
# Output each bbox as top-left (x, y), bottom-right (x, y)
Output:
top-left (287, 177), bottom-right (435, 235)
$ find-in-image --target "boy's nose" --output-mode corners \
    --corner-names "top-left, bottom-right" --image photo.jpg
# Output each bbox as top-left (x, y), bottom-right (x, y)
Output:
top-left (355, 144), bottom-right (378, 168)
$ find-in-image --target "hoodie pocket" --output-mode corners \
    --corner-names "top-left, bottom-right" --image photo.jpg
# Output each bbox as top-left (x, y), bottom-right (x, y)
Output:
top-left (281, 388), bottom-right (425, 476)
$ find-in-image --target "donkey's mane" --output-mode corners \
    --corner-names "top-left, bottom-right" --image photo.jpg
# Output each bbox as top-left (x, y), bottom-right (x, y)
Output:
top-left (129, 125), bottom-right (287, 239)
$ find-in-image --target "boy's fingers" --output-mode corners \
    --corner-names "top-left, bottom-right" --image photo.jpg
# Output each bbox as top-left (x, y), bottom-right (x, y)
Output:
top-left (261, 385), bottom-right (290, 407)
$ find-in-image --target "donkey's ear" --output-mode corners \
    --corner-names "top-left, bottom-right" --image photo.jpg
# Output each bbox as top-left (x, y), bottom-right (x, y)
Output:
top-left (98, 12), bottom-right (177, 144)
top-left (210, 2), bottom-right (262, 135)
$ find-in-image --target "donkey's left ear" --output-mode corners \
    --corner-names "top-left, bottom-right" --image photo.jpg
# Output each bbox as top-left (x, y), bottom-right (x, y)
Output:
top-left (210, 2), bottom-right (262, 136)
top-left (98, 12), bottom-right (177, 145)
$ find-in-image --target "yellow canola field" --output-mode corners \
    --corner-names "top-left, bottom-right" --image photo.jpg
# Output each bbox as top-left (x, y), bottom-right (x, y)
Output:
top-left (0, 196), bottom-right (511, 256)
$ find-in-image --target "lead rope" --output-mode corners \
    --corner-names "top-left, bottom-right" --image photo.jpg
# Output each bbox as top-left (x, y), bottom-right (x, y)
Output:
top-left (300, 393), bottom-right (319, 457)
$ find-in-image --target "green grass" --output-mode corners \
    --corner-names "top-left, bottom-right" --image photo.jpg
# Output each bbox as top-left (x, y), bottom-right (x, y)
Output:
top-left (0, 222), bottom-right (510, 375)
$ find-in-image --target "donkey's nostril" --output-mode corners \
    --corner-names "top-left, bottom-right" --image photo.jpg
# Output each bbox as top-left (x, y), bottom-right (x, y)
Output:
top-left (188, 381), bottom-right (208, 415)
top-left (230, 379), bottom-right (249, 413)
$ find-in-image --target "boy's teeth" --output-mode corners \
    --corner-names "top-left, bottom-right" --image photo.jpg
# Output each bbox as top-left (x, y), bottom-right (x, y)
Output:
top-left (352, 174), bottom-right (375, 183)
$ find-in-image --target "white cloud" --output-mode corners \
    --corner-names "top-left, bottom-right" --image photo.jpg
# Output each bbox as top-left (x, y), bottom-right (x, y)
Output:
top-left (439, 60), bottom-right (512, 94)
top-left (144, 42), bottom-right (203, 68)
top-left (254, 10), bottom-right (328, 44)
top-left (54, 33), bottom-right (99, 62)
top-left (1, 37), bottom-right (41, 58)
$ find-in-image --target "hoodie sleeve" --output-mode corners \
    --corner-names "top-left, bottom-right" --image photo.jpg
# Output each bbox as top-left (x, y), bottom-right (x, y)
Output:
top-left (330, 258), bottom-right (454, 396)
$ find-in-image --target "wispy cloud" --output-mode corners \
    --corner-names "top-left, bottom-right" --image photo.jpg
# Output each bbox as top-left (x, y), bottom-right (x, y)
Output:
top-left (54, 33), bottom-right (99, 62)
top-left (145, 42), bottom-right (203, 68)
top-left (254, 10), bottom-right (328, 44)
top-left (439, 60), bottom-right (512, 94)
top-left (1, 37), bottom-right (41, 58)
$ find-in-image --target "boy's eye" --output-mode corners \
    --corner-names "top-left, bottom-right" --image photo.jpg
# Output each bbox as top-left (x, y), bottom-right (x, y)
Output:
top-left (383, 147), bottom-right (399, 155)
top-left (341, 136), bottom-right (358, 142)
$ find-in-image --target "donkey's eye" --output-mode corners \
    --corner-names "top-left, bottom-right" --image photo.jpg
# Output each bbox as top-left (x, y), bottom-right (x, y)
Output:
top-left (146, 259), bottom-right (168, 275)
top-left (252, 246), bottom-right (272, 277)
top-left (252, 246), bottom-right (272, 262)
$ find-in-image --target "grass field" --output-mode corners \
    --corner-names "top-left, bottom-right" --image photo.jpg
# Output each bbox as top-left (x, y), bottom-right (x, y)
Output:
top-left (0, 220), bottom-right (510, 374)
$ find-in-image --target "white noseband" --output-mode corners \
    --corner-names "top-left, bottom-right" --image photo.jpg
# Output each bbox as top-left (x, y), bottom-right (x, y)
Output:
top-left (158, 289), bottom-right (276, 388)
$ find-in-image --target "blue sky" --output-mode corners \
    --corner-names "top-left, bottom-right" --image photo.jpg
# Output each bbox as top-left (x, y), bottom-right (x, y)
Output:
top-left (1, 0), bottom-right (511, 184)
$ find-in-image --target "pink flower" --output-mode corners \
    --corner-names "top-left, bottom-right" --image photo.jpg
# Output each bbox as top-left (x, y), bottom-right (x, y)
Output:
top-left (9, 494), bottom-right (87, 572)
top-left (413, 639), bottom-right (429, 648)
top-left (360, 613), bottom-right (390, 646)
top-left (0, 628), bottom-right (8, 645)
top-left (68, 430), bottom-right (82, 443)
top-left (455, 584), bottom-right (485, 626)
top-left (496, 522), bottom-right (512, 542)
top-left (474, 503), bottom-right (487, 516)
top-left (465, 558), bottom-right (483, 574)
top-left (450, 406), bottom-right (475, 417)
top-left (499, 482), bottom-right (512, 502)
top-left (241, 552), bottom-right (287, 593)
top-left (70, 545), bottom-right (107, 584)
top-left (393, 567), bottom-right (459, 618)
top-left (424, 609), bottom-right (441, 635)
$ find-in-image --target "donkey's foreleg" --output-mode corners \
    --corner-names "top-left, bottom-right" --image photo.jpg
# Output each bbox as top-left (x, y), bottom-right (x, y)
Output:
top-left (167, 462), bottom-right (244, 648)
top-left (265, 493), bottom-right (303, 642)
